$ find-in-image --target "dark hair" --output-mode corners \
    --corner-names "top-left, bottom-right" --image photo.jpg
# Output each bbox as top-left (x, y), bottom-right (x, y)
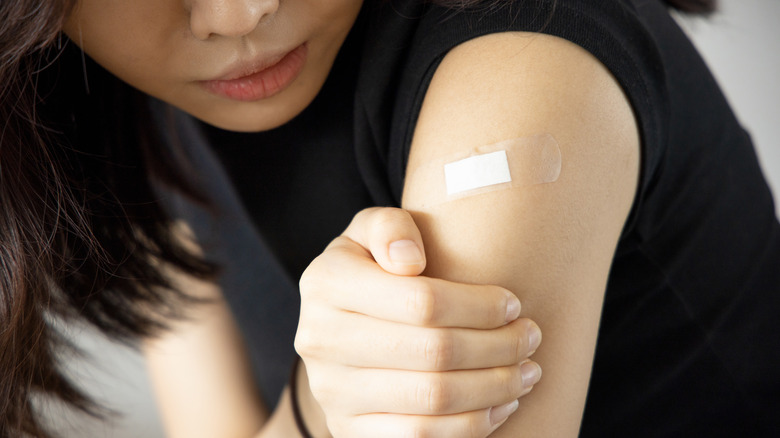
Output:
top-left (1, 1), bottom-right (216, 437)
top-left (0, 0), bottom-right (717, 436)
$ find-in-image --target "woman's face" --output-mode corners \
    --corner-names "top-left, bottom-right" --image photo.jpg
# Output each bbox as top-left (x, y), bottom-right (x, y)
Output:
top-left (62, 0), bottom-right (363, 132)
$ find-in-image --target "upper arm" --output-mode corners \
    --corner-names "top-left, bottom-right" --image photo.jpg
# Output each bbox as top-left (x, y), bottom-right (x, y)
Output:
top-left (142, 222), bottom-right (267, 438)
top-left (401, 32), bottom-right (639, 436)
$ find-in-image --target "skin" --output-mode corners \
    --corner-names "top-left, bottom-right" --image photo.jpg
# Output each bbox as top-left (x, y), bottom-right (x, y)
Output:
top-left (60, 1), bottom-right (639, 437)
top-left (62, 0), bottom-right (363, 132)
top-left (143, 233), bottom-right (270, 438)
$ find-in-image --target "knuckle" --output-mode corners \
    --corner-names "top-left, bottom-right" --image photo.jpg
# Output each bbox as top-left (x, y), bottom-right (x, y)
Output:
top-left (348, 207), bottom-right (380, 232)
top-left (486, 365), bottom-right (517, 399)
top-left (356, 206), bottom-right (383, 221)
top-left (421, 330), bottom-right (454, 371)
top-left (370, 208), bottom-right (417, 242)
top-left (298, 243), bottom-right (352, 297)
top-left (305, 370), bottom-right (330, 400)
top-left (406, 280), bottom-right (438, 326)
top-left (298, 266), bottom-right (316, 297)
top-left (372, 206), bottom-right (412, 228)
top-left (293, 329), bottom-right (311, 355)
top-left (416, 374), bottom-right (452, 414)
top-left (293, 327), bottom-right (322, 358)
top-left (299, 253), bottom-right (329, 297)
top-left (504, 364), bottom-right (525, 398)
top-left (489, 301), bottom-right (506, 327)
top-left (512, 325), bottom-right (527, 362)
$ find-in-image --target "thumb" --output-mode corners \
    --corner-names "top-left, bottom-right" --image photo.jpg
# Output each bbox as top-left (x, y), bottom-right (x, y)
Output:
top-left (342, 207), bottom-right (426, 276)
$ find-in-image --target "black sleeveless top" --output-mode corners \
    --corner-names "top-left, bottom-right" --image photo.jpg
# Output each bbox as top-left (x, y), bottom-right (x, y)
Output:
top-left (168, 0), bottom-right (780, 435)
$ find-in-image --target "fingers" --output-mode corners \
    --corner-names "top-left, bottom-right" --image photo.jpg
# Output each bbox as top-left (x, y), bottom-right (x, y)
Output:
top-left (340, 207), bottom-right (427, 276)
top-left (297, 206), bottom-right (542, 437)
top-left (304, 206), bottom-right (521, 329)
top-left (329, 401), bottom-right (520, 438)
top-left (311, 362), bottom-right (540, 416)
top-left (298, 313), bottom-right (541, 371)
top-left (301, 248), bottom-right (520, 329)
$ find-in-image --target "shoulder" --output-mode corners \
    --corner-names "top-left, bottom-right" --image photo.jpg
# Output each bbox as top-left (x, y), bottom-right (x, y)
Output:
top-left (402, 29), bottom-right (640, 283)
top-left (413, 31), bottom-right (636, 142)
top-left (373, 0), bottom-right (671, 202)
top-left (404, 31), bottom-right (640, 214)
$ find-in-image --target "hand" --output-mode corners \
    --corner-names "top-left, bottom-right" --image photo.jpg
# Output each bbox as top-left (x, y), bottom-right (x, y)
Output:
top-left (295, 207), bottom-right (543, 438)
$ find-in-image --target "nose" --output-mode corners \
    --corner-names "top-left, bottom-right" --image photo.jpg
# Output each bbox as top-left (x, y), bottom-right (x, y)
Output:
top-left (189, 0), bottom-right (279, 40)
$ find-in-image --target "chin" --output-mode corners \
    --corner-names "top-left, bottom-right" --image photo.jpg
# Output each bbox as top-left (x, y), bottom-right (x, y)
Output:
top-left (190, 101), bottom-right (304, 132)
top-left (202, 112), bottom-right (295, 133)
top-left (186, 88), bottom-right (318, 133)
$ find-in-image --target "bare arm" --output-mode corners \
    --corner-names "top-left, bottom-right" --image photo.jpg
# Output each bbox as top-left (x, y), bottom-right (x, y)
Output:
top-left (142, 223), bottom-right (305, 438)
top-left (402, 32), bottom-right (640, 436)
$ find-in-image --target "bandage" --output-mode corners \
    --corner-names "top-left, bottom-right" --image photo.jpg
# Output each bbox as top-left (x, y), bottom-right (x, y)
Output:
top-left (405, 134), bottom-right (561, 207)
top-left (445, 150), bottom-right (512, 195)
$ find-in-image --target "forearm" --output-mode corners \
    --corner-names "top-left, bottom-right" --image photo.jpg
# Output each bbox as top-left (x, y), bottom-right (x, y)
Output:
top-left (143, 284), bottom-right (268, 438)
top-left (144, 263), bottom-right (327, 438)
top-left (144, 222), bottom-right (269, 438)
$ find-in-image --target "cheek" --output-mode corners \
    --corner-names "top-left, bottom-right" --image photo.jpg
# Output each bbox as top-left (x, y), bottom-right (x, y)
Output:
top-left (62, 1), bottom-right (186, 88)
top-left (303, 0), bottom-right (363, 31)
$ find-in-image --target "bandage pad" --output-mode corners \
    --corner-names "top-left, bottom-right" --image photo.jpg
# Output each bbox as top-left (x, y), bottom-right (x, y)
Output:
top-left (405, 134), bottom-right (561, 208)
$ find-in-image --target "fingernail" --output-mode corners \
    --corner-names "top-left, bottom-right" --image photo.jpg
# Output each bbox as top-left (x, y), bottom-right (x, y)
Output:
top-left (520, 361), bottom-right (542, 389)
top-left (505, 293), bottom-right (521, 323)
top-left (526, 321), bottom-right (542, 354)
top-left (489, 399), bottom-right (519, 426)
top-left (388, 240), bottom-right (423, 265)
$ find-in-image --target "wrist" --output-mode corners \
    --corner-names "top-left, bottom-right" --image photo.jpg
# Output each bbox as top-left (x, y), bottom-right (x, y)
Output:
top-left (294, 359), bottom-right (332, 438)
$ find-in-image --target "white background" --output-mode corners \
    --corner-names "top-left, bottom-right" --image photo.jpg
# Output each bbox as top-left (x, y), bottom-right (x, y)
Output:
top-left (50, 1), bottom-right (779, 436)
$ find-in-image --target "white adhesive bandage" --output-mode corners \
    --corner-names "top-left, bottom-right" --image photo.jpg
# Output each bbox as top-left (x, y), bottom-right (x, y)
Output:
top-left (444, 150), bottom-right (512, 195)
top-left (405, 134), bottom-right (561, 207)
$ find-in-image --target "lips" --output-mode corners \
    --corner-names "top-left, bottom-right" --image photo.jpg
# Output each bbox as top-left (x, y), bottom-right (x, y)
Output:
top-left (201, 44), bottom-right (308, 101)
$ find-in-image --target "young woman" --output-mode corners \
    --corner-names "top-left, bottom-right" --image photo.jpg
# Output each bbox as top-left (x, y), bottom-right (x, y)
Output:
top-left (2, 0), bottom-right (778, 437)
